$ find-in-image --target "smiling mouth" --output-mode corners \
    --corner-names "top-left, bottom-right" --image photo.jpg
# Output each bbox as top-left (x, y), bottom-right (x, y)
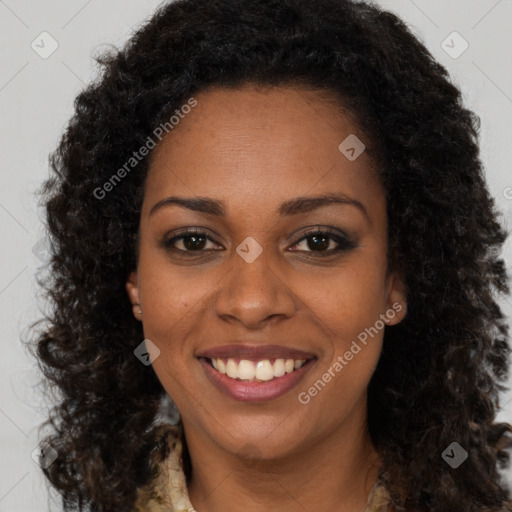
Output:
top-left (202, 357), bottom-right (309, 382)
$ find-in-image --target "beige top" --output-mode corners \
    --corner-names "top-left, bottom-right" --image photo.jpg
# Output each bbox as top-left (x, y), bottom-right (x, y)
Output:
top-left (132, 424), bottom-right (394, 512)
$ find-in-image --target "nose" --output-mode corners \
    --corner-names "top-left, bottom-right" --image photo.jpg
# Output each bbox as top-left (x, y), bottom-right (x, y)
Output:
top-left (213, 246), bottom-right (297, 330)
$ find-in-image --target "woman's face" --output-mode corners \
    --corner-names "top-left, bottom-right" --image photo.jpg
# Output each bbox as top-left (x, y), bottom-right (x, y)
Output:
top-left (126, 84), bottom-right (406, 460)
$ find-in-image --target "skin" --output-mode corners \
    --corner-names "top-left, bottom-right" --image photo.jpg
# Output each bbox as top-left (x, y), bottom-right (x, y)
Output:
top-left (126, 84), bottom-right (407, 512)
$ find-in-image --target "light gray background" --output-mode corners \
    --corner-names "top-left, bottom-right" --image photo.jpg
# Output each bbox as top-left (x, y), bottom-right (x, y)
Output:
top-left (1, 1), bottom-right (511, 510)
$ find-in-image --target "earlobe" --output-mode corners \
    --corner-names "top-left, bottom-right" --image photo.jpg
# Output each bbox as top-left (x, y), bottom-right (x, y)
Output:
top-left (385, 273), bottom-right (407, 326)
top-left (126, 271), bottom-right (143, 320)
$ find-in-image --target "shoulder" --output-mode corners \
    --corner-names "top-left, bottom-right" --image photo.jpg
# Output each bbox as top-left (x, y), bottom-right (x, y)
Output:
top-left (363, 473), bottom-right (396, 512)
top-left (132, 424), bottom-right (196, 512)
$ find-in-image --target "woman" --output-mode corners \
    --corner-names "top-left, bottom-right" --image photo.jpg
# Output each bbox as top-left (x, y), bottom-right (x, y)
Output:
top-left (32, 0), bottom-right (512, 511)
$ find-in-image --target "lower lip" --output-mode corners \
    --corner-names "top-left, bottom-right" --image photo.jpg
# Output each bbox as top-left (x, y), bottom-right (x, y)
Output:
top-left (198, 358), bottom-right (316, 402)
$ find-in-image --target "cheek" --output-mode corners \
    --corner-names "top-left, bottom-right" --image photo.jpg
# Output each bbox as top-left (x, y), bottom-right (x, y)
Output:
top-left (296, 251), bottom-right (389, 348)
top-left (138, 266), bottom-right (203, 405)
top-left (295, 263), bottom-right (388, 418)
top-left (135, 258), bottom-right (209, 369)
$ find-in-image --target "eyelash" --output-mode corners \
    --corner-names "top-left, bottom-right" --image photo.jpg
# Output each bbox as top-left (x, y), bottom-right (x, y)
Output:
top-left (161, 227), bottom-right (357, 257)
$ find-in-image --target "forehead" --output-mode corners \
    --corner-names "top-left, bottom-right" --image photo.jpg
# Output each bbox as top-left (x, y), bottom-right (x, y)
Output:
top-left (143, 84), bottom-right (383, 219)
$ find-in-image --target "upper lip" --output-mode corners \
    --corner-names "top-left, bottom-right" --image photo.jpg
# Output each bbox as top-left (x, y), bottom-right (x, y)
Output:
top-left (196, 344), bottom-right (316, 361)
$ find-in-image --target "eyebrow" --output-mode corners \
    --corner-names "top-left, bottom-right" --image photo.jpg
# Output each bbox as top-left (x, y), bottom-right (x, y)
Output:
top-left (149, 192), bottom-right (370, 222)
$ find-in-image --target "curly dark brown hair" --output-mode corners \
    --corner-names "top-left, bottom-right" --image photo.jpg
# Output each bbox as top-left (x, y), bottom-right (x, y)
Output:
top-left (28, 0), bottom-right (512, 510)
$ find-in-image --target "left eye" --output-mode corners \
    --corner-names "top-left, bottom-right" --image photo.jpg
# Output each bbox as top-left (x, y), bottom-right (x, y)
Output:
top-left (289, 230), bottom-right (356, 254)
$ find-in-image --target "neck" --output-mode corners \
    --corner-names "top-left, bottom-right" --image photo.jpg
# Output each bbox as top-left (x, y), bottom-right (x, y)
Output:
top-left (184, 412), bottom-right (381, 512)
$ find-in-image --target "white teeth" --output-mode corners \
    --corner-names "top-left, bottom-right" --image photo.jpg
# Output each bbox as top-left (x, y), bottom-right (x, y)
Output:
top-left (273, 358), bottom-right (286, 377)
top-left (209, 357), bottom-right (308, 381)
top-left (238, 359), bottom-right (255, 380)
top-left (255, 360), bottom-right (274, 381)
top-left (226, 359), bottom-right (239, 379)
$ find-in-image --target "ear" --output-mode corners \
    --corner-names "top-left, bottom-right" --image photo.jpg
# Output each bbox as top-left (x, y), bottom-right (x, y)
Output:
top-left (384, 272), bottom-right (407, 326)
top-left (126, 271), bottom-right (142, 321)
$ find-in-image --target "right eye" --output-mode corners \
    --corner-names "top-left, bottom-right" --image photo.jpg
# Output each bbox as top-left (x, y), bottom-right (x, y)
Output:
top-left (161, 228), bottom-right (223, 253)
